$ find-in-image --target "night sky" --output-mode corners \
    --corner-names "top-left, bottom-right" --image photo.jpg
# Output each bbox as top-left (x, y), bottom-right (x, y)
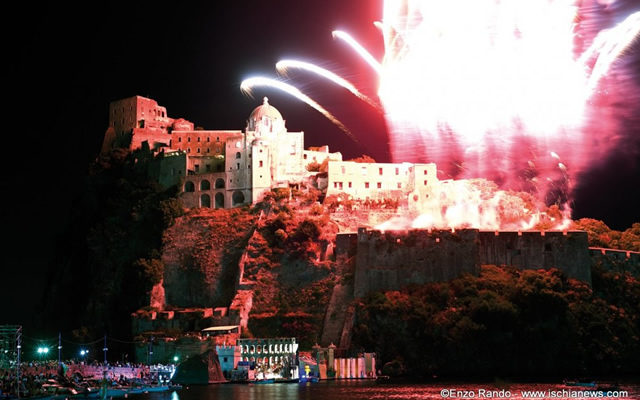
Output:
top-left (2, 1), bottom-right (639, 326)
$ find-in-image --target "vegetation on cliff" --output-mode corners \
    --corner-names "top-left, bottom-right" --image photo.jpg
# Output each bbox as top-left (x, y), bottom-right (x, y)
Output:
top-left (572, 218), bottom-right (640, 251)
top-left (350, 264), bottom-right (640, 379)
top-left (242, 188), bottom-right (340, 348)
top-left (42, 147), bottom-right (183, 343)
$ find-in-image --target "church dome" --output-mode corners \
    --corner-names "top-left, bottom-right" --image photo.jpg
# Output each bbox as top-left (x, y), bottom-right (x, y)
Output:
top-left (249, 97), bottom-right (283, 123)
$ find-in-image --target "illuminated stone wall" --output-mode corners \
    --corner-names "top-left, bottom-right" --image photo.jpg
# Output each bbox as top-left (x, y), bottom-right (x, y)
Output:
top-left (477, 230), bottom-right (591, 281)
top-left (352, 228), bottom-right (480, 297)
top-left (338, 228), bottom-right (592, 297)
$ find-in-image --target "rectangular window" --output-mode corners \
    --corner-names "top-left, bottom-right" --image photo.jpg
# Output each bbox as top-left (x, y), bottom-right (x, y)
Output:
top-left (303, 154), bottom-right (307, 159)
top-left (198, 137), bottom-right (201, 142)
top-left (259, 160), bottom-right (263, 167)
top-left (188, 137), bottom-right (191, 142)
top-left (195, 164), bottom-right (199, 172)
top-left (334, 182), bottom-right (338, 188)
top-left (424, 169), bottom-right (428, 175)
top-left (365, 182), bottom-right (370, 188)
top-left (397, 182), bottom-right (402, 189)
top-left (377, 182), bottom-right (382, 189)
top-left (216, 137), bottom-right (220, 141)
top-left (395, 167), bottom-right (399, 175)
top-left (339, 182), bottom-right (343, 189)
top-left (341, 166), bottom-right (346, 174)
top-left (361, 166), bottom-right (367, 176)
top-left (207, 137), bottom-right (210, 142)
top-left (206, 165), bottom-right (211, 172)
top-left (237, 163), bottom-right (240, 170)
top-left (424, 180), bottom-right (428, 185)
top-left (206, 148), bottom-right (210, 153)
top-left (379, 167), bottom-right (383, 175)
top-left (197, 148), bottom-right (200, 153)
top-left (178, 137), bottom-right (182, 142)
top-left (348, 182), bottom-right (352, 188)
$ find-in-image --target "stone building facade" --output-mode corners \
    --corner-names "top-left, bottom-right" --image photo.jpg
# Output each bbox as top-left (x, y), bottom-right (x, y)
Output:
top-left (326, 161), bottom-right (438, 206)
top-left (103, 95), bottom-right (341, 209)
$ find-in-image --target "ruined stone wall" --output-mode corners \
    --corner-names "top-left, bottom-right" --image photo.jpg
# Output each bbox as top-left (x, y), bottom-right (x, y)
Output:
top-left (477, 231), bottom-right (591, 282)
top-left (352, 228), bottom-right (480, 297)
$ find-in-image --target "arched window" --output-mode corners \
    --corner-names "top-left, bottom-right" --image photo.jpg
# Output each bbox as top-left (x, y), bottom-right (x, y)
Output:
top-left (200, 194), bottom-right (211, 208)
top-left (184, 181), bottom-right (195, 192)
top-left (215, 178), bottom-right (225, 189)
top-left (215, 193), bottom-right (224, 209)
top-left (232, 191), bottom-right (245, 206)
top-left (235, 152), bottom-right (241, 159)
top-left (200, 180), bottom-right (210, 190)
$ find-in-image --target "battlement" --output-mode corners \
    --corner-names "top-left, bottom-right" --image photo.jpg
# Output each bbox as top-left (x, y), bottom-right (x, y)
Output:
top-left (337, 228), bottom-right (592, 297)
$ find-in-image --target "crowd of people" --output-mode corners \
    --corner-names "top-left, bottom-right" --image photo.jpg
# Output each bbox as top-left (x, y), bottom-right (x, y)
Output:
top-left (0, 360), bottom-right (173, 398)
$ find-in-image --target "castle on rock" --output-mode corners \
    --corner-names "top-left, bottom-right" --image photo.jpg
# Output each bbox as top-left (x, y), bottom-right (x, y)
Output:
top-left (102, 95), bottom-right (440, 210)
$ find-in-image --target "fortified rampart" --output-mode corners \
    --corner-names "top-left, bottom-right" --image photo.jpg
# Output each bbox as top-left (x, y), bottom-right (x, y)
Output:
top-left (477, 230), bottom-right (591, 282)
top-left (352, 228), bottom-right (480, 297)
top-left (338, 228), bottom-right (592, 297)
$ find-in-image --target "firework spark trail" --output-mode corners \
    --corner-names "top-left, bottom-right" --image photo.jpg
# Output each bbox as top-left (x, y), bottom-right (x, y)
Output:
top-left (332, 30), bottom-right (382, 74)
top-left (587, 11), bottom-right (640, 91)
top-left (275, 59), bottom-right (381, 111)
top-left (240, 77), bottom-right (358, 143)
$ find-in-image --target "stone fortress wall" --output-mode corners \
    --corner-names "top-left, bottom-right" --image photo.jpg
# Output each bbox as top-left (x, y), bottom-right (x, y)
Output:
top-left (337, 228), bottom-right (592, 298)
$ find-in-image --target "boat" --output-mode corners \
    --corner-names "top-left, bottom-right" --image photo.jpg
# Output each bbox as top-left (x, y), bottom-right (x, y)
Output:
top-left (298, 376), bottom-right (319, 383)
top-left (252, 379), bottom-right (275, 384)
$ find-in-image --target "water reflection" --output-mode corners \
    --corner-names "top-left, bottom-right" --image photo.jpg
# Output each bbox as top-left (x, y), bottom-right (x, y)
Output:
top-left (140, 381), bottom-right (640, 400)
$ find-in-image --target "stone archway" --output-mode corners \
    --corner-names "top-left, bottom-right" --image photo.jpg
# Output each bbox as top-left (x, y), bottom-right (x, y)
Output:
top-left (200, 180), bottom-right (210, 190)
top-left (184, 181), bottom-right (195, 192)
top-left (200, 194), bottom-right (211, 208)
top-left (232, 190), bottom-right (245, 206)
top-left (215, 178), bottom-right (225, 189)
top-left (215, 192), bottom-right (224, 209)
